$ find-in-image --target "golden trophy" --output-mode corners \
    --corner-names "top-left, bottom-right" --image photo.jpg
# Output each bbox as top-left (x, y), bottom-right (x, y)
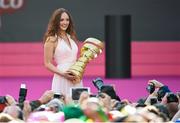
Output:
top-left (67, 37), bottom-right (104, 84)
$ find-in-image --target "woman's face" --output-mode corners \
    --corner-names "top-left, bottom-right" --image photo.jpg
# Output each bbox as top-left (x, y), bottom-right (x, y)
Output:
top-left (59, 12), bottom-right (70, 32)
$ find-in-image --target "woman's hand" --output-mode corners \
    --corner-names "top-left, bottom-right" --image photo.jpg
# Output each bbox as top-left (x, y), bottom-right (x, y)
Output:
top-left (60, 71), bottom-right (77, 82)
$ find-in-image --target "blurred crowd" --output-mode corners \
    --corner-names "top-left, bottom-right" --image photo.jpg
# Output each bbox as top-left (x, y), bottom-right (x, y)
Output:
top-left (0, 79), bottom-right (179, 123)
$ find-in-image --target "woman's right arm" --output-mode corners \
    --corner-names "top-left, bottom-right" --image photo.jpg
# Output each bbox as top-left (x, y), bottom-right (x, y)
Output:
top-left (44, 37), bottom-right (64, 77)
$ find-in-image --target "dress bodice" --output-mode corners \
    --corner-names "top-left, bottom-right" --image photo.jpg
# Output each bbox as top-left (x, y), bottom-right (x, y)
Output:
top-left (54, 35), bottom-right (78, 67)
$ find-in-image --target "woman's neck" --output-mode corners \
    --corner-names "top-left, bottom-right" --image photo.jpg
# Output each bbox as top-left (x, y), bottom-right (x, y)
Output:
top-left (59, 31), bottom-right (67, 37)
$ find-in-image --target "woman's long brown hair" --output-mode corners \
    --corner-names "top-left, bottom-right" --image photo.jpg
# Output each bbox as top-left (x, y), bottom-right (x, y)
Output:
top-left (43, 8), bottom-right (77, 43)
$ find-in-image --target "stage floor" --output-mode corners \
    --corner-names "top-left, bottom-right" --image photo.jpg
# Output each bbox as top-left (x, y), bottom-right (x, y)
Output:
top-left (0, 76), bottom-right (179, 102)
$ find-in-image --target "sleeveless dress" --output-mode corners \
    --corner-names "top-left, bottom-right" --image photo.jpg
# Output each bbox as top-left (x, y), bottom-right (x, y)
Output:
top-left (51, 35), bottom-right (83, 97)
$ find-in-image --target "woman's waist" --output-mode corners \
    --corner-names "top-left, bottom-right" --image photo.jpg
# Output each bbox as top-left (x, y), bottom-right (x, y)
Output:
top-left (56, 62), bottom-right (75, 71)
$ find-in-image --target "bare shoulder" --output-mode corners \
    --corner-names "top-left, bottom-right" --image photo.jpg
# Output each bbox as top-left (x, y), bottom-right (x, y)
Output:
top-left (45, 36), bottom-right (57, 43)
top-left (44, 36), bottom-right (58, 51)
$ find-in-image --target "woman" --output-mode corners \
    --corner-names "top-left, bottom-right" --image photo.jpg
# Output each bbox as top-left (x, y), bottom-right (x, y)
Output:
top-left (43, 8), bottom-right (82, 97)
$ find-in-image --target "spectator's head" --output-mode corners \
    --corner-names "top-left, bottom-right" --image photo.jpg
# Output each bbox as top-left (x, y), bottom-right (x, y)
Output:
top-left (0, 113), bottom-right (14, 122)
top-left (0, 96), bottom-right (8, 112)
top-left (153, 103), bottom-right (169, 121)
top-left (3, 105), bottom-right (23, 120)
top-left (46, 98), bottom-right (64, 112)
top-left (100, 85), bottom-right (120, 101)
top-left (27, 111), bottom-right (64, 122)
top-left (161, 92), bottom-right (179, 119)
top-left (62, 105), bottom-right (84, 120)
top-left (97, 93), bottom-right (111, 112)
top-left (118, 114), bottom-right (147, 122)
top-left (166, 102), bottom-right (179, 119)
top-left (137, 105), bottom-right (166, 122)
top-left (166, 92), bottom-right (179, 103)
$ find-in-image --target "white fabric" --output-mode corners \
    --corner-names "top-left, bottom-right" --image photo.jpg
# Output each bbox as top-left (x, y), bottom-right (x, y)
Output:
top-left (51, 35), bottom-right (82, 97)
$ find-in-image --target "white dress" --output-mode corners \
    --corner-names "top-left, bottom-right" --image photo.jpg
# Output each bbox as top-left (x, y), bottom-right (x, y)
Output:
top-left (51, 35), bottom-right (82, 97)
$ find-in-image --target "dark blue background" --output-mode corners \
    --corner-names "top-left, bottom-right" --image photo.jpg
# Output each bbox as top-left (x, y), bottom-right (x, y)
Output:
top-left (0, 0), bottom-right (180, 42)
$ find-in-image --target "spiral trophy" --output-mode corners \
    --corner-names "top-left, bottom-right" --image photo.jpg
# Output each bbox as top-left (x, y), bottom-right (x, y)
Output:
top-left (67, 37), bottom-right (104, 84)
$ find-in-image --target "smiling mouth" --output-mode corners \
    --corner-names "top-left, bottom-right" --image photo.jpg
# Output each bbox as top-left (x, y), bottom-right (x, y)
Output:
top-left (62, 26), bottom-right (68, 28)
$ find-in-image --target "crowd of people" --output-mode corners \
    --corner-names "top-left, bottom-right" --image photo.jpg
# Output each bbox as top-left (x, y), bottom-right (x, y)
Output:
top-left (0, 79), bottom-right (179, 122)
